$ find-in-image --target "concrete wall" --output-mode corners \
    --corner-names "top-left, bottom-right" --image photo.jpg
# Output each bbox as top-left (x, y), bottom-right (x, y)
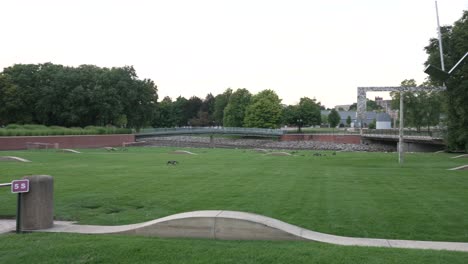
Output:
top-left (280, 134), bottom-right (361, 144)
top-left (0, 134), bottom-right (135, 150)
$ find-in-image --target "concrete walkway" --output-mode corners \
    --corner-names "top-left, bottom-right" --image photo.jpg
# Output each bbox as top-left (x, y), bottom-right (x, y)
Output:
top-left (0, 219), bottom-right (16, 233)
top-left (2, 211), bottom-right (468, 252)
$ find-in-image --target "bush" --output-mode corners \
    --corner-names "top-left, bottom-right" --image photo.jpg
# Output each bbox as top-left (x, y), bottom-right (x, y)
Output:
top-left (23, 124), bottom-right (48, 130)
top-left (49, 125), bottom-right (66, 130)
top-left (0, 124), bottom-right (133, 136)
top-left (6, 124), bottom-right (22, 129)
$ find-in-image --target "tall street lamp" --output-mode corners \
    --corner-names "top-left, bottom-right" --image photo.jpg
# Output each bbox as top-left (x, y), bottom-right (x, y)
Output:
top-left (297, 119), bottom-right (303, 133)
top-left (424, 52), bottom-right (468, 82)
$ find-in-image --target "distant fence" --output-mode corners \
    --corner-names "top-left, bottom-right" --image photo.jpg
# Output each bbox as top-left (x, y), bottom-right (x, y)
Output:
top-left (280, 134), bottom-right (361, 144)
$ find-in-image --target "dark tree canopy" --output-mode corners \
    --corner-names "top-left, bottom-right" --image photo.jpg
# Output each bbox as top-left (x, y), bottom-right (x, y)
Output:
top-left (243, 89), bottom-right (283, 128)
top-left (297, 97), bottom-right (321, 126)
top-left (281, 97), bottom-right (321, 128)
top-left (223, 88), bottom-right (251, 127)
top-left (213, 88), bottom-right (232, 126)
top-left (281, 104), bottom-right (299, 126)
top-left (153, 96), bottom-right (176, 128)
top-left (189, 93), bottom-right (216, 127)
top-left (172, 96), bottom-right (189, 127)
top-left (328, 109), bottom-right (341, 128)
top-left (0, 63), bottom-right (157, 130)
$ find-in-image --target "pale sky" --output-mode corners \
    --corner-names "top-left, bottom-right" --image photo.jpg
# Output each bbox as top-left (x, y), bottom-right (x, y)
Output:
top-left (0, 0), bottom-right (466, 108)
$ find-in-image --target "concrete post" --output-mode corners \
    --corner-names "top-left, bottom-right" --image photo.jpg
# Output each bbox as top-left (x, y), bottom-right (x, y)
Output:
top-left (209, 135), bottom-right (214, 148)
top-left (20, 175), bottom-right (54, 230)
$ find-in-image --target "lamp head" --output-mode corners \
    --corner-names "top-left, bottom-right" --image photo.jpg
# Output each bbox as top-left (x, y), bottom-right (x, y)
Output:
top-left (424, 65), bottom-right (450, 81)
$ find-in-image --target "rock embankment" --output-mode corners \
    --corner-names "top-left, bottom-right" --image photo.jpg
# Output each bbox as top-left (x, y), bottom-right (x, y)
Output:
top-left (139, 136), bottom-right (395, 152)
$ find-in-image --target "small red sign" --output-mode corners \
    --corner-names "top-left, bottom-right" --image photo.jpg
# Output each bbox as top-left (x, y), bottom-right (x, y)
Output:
top-left (11, 180), bottom-right (29, 193)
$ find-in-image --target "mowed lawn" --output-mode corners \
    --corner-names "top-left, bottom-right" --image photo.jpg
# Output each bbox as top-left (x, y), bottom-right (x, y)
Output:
top-left (1, 233), bottom-right (468, 264)
top-left (0, 147), bottom-right (467, 242)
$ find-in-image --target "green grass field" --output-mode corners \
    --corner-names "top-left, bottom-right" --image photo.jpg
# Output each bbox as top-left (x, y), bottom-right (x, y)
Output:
top-left (1, 233), bottom-right (468, 264)
top-left (0, 147), bottom-right (467, 263)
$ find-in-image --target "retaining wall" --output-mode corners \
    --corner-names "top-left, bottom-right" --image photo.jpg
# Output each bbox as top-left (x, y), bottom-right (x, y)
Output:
top-left (280, 134), bottom-right (361, 144)
top-left (0, 134), bottom-right (135, 150)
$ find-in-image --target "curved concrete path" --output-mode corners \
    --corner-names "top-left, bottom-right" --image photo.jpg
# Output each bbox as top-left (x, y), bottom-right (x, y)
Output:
top-left (17, 210), bottom-right (467, 252)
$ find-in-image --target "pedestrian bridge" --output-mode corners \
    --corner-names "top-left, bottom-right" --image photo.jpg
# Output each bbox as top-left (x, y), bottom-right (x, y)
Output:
top-left (136, 127), bottom-right (285, 139)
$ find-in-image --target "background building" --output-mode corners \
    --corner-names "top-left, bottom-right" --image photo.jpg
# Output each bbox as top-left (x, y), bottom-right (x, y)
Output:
top-left (321, 110), bottom-right (392, 129)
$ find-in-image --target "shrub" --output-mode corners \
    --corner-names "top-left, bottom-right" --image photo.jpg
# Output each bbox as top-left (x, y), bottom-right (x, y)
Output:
top-left (6, 124), bottom-right (22, 129)
top-left (0, 124), bottom-right (133, 136)
top-left (23, 124), bottom-right (48, 130)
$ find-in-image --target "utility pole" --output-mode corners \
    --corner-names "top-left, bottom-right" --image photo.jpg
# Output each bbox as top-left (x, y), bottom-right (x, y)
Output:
top-left (435, 1), bottom-right (445, 71)
top-left (398, 91), bottom-right (404, 164)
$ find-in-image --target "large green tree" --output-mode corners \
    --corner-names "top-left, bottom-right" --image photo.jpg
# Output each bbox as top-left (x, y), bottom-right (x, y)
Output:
top-left (297, 97), bottom-right (321, 127)
top-left (153, 96), bottom-right (176, 128)
top-left (281, 104), bottom-right (299, 127)
top-left (328, 109), bottom-right (341, 128)
top-left (172, 96), bottom-right (189, 127)
top-left (243, 89), bottom-right (282, 128)
top-left (281, 97), bottom-right (321, 130)
top-left (188, 93), bottom-right (216, 127)
top-left (223, 88), bottom-right (251, 127)
top-left (424, 11), bottom-right (468, 151)
top-left (185, 96), bottom-right (203, 125)
top-left (213, 88), bottom-right (232, 126)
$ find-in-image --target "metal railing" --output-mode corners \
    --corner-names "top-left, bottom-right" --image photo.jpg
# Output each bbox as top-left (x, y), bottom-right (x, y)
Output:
top-left (137, 127), bottom-right (285, 137)
top-left (362, 129), bottom-right (445, 139)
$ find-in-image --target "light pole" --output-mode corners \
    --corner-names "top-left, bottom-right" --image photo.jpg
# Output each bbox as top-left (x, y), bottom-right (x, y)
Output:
top-left (398, 91), bottom-right (404, 164)
top-left (424, 52), bottom-right (468, 82)
top-left (297, 119), bottom-right (303, 133)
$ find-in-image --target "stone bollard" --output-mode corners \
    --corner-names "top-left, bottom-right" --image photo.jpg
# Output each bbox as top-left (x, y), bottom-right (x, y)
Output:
top-left (20, 175), bottom-right (54, 230)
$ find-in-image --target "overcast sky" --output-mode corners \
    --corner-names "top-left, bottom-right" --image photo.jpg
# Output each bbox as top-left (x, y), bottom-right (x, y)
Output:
top-left (0, 0), bottom-right (466, 108)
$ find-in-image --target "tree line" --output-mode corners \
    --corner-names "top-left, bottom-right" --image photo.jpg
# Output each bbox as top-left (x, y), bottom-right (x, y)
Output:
top-left (153, 88), bottom-right (324, 129)
top-left (0, 63), bottom-right (324, 130)
top-left (0, 63), bottom-right (157, 130)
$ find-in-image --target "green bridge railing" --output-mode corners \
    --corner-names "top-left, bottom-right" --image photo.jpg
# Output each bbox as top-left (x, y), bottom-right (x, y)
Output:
top-left (137, 127), bottom-right (285, 137)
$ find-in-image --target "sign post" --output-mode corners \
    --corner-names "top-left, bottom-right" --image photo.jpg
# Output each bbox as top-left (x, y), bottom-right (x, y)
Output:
top-left (11, 179), bottom-right (30, 233)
